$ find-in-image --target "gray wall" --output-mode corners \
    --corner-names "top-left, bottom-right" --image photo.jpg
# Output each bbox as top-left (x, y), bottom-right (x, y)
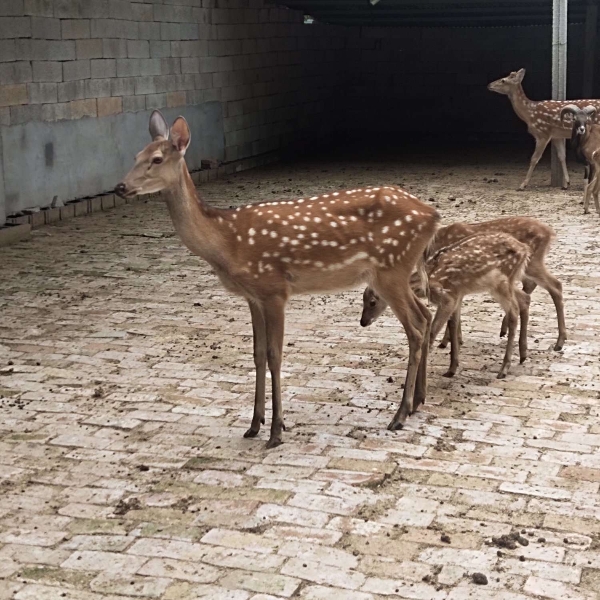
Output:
top-left (1, 103), bottom-right (223, 213)
top-left (0, 0), bottom-right (346, 223)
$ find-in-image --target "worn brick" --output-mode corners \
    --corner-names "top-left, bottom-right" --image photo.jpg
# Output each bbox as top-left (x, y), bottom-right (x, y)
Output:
top-left (23, 0), bottom-right (53, 16)
top-left (97, 96), bottom-right (122, 117)
top-left (84, 78), bottom-right (111, 99)
top-left (103, 38), bottom-right (128, 58)
top-left (32, 61), bottom-right (63, 82)
top-left (69, 97), bottom-right (97, 119)
top-left (61, 19), bottom-right (91, 39)
top-left (0, 62), bottom-right (33, 85)
top-left (76, 39), bottom-right (103, 60)
top-left (116, 58), bottom-right (141, 77)
top-left (127, 39), bottom-right (149, 59)
top-left (58, 79), bottom-right (85, 102)
top-left (10, 103), bottom-right (43, 124)
top-left (90, 59), bottom-right (116, 79)
top-left (31, 16), bottom-right (61, 39)
top-left (27, 82), bottom-right (58, 104)
top-left (122, 94), bottom-right (145, 112)
top-left (0, 16), bottom-right (31, 38)
top-left (63, 60), bottom-right (91, 82)
top-left (110, 77), bottom-right (135, 97)
top-left (0, 84), bottom-right (28, 107)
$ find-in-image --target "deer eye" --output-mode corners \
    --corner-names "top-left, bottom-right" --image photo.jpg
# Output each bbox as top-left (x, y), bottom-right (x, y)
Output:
top-left (152, 156), bottom-right (163, 165)
top-left (370, 300), bottom-right (377, 307)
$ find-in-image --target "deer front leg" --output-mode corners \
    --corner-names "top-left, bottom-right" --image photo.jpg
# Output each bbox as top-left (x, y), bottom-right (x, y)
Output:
top-left (444, 310), bottom-right (461, 378)
top-left (413, 295), bottom-right (432, 412)
top-left (516, 289), bottom-right (530, 364)
top-left (377, 279), bottom-right (429, 430)
top-left (520, 136), bottom-right (550, 190)
top-left (263, 296), bottom-right (287, 449)
top-left (502, 277), bottom-right (536, 337)
top-left (497, 287), bottom-right (518, 379)
top-left (244, 301), bottom-right (267, 439)
top-left (440, 304), bottom-right (462, 348)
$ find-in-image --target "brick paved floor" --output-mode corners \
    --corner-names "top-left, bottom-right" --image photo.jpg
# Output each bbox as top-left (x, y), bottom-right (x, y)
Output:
top-left (1, 146), bottom-right (600, 600)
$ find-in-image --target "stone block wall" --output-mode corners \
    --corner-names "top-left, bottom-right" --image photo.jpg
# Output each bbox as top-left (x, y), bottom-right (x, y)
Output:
top-left (0, 0), bottom-right (347, 223)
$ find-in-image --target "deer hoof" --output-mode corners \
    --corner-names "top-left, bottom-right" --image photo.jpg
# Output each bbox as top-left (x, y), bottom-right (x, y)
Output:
top-left (443, 370), bottom-right (456, 378)
top-left (438, 341), bottom-right (448, 349)
top-left (244, 427), bottom-right (260, 439)
top-left (266, 436), bottom-right (283, 449)
top-left (519, 356), bottom-right (527, 364)
top-left (387, 420), bottom-right (405, 431)
top-left (496, 372), bottom-right (507, 380)
top-left (554, 341), bottom-right (564, 351)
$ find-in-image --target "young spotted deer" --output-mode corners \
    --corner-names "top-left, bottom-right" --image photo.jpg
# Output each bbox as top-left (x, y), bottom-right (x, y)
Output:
top-left (116, 111), bottom-right (440, 447)
top-left (488, 68), bottom-right (600, 190)
top-left (361, 233), bottom-right (531, 379)
top-left (428, 217), bottom-right (565, 351)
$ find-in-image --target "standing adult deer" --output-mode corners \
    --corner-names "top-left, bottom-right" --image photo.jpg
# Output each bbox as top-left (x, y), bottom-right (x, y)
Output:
top-left (361, 233), bottom-right (531, 379)
top-left (488, 68), bottom-right (600, 190)
top-left (115, 111), bottom-right (440, 448)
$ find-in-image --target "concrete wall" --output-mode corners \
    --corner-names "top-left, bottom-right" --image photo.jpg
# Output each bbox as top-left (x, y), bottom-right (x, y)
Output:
top-left (344, 24), bottom-right (593, 139)
top-left (0, 0), bottom-right (346, 221)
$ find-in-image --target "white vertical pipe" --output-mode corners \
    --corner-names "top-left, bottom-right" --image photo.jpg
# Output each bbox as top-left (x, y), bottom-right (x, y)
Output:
top-left (551, 0), bottom-right (568, 187)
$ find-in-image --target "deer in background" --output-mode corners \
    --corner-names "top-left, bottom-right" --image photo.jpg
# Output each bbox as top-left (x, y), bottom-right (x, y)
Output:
top-left (116, 110), bottom-right (440, 448)
top-left (560, 104), bottom-right (600, 216)
top-left (361, 233), bottom-right (531, 379)
top-left (488, 68), bottom-right (600, 190)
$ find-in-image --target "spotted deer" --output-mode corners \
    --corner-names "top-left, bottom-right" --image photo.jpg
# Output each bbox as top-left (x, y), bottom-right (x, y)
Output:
top-left (115, 110), bottom-right (440, 448)
top-left (560, 104), bottom-right (600, 216)
top-left (361, 233), bottom-right (531, 379)
top-left (428, 217), bottom-right (565, 351)
top-left (488, 68), bottom-right (600, 190)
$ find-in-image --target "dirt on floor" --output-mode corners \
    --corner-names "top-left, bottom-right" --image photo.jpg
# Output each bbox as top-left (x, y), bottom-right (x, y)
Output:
top-left (0, 143), bottom-right (599, 600)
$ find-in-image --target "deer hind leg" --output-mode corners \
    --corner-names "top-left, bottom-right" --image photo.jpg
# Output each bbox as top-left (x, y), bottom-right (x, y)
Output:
top-left (520, 136), bottom-right (550, 190)
top-left (444, 309), bottom-right (461, 378)
top-left (527, 261), bottom-right (566, 351)
top-left (555, 139), bottom-right (570, 189)
top-left (516, 288), bottom-right (531, 364)
top-left (494, 283), bottom-right (519, 379)
top-left (584, 168), bottom-right (597, 214)
top-left (592, 167), bottom-right (600, 215)
top-left (375, 275), bottom-right (429, 431)
top-left (244, 301), bottom-right (267, 439)
top-left (263, 296), bottom-right (287, 449)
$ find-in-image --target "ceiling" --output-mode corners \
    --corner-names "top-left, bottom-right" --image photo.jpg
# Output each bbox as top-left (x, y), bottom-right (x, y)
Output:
top-left (280, 0), bottom-right (594, 28)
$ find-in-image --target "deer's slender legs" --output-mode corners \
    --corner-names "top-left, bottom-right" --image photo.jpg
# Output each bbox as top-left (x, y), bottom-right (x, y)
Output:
top-left (526, 262), bottom-right (566, 351)
top-left (592, 168), bottom-right (600, 214)
top-left (429, 294), bottom-right (459, 349)
top-left (501, 276), bottom-right (537, 337)
top-left (413, 296), bottom-right (432, 412)
top-left (516, 289), bottom-right (530, 364)
top-left (244, 301), bottom-right (267, 439)
top-left (555, 139), bottom-right (570, 189)
top-left (444, 310), bottom-right (461, 378)
top-left (440, 305), bottom-right (462, 348)
top-left (494, 283), bottom-right (519, 379)
top-left (584, 172), bottom-right (597, 214)
top-left (520, 136), bottom-right (550, 190)
top-left (375, 275), bottom-right (429, 430)
top-left (263, 296), bottom-right (287, 448)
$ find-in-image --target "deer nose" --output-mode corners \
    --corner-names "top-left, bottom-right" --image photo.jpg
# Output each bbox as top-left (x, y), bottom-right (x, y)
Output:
top-left (114, 182), bottom-right (127, 197)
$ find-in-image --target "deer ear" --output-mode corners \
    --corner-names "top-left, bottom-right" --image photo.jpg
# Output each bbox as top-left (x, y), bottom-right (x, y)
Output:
top-left (516, 68), bottom-right (526, 82)
top-left (149, 110), bottom-right (169, 141)
top-left (170, 116), bottom-right (191, 155)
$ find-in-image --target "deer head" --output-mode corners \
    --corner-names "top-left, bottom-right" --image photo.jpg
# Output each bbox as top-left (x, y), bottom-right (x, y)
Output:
top-left (115, 111), bottom-right (191, 199)
top-left (487, 68), bottom-right (526, 95)
top-left (560, 104), bottom-right (597, 136)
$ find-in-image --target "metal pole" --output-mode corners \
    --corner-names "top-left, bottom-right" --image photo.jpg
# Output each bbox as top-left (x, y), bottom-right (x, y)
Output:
top-left (583, 0), bottom-right (598, 98)
top-left (551, 0), bottom-right (568, 187)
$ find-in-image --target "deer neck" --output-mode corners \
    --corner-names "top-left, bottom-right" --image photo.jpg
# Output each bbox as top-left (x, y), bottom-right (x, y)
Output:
top-left (507, 84), bottom-right (535, 124)
top-left (162, 162), bottom-right (227, 267)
